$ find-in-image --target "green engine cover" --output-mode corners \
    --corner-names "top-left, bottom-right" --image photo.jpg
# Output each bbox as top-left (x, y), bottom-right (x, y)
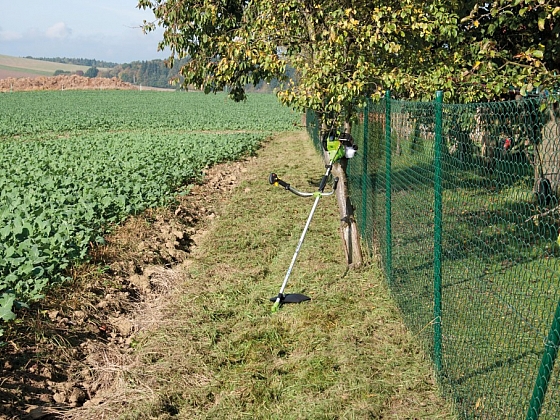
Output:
top-left (324, 138), bottom-right (344, 163)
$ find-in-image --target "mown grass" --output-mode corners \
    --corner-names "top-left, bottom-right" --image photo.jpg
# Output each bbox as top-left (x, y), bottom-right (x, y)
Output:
top-left (100, 131), bottom-right (455, 419)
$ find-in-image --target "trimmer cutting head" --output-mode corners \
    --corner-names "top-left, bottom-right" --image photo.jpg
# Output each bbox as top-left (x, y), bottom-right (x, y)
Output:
top-left (269, 293), bottom-right (311, 304)
top-left (270, 293), bottom-right (311, 313)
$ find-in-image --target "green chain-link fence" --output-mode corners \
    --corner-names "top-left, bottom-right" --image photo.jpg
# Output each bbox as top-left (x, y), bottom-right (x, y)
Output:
top-left (307, 92), bottom-right (560, 419)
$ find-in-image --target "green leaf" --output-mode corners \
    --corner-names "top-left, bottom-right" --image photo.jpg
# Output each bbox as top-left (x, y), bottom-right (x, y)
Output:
top-left (0, 295), bottom-right (16, 322)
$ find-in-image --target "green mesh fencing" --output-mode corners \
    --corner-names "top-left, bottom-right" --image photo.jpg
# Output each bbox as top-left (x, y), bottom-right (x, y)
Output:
top-left (307, 93), bottom-right (560, 419)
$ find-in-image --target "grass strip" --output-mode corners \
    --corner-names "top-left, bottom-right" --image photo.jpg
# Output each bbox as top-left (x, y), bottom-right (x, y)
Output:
top-left (113, 131), bottom-right (456, 419)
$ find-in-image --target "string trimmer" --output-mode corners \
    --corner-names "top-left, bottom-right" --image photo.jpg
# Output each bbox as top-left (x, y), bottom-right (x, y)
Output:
top-left (268, 131), bottom-right (357, 312)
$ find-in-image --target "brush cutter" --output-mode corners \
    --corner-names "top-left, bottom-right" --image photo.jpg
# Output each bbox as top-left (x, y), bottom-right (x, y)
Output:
top-left (268, 131), bottom-right (357, 312)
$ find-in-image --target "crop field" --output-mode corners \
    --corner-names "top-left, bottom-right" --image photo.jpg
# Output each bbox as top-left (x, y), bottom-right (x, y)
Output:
top-left (0, 90), bottom-right (298, 327)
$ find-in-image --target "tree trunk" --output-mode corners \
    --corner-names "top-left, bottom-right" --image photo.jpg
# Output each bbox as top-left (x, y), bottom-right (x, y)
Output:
top-left (320, 119), bottom-right (363, 268)
top-left (533, 103), bottom-right (560, 207)
top-left (331, 159), bottom-right (363, 267)
top-left (538, 103), bottom-right (560, 196)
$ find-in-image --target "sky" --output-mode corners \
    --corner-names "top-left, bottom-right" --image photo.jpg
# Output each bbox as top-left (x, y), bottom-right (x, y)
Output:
top-left (0, 1), bottom-right (168, 63)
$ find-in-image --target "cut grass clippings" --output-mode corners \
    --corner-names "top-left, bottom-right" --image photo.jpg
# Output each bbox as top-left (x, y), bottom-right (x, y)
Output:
top-left (74, 131), bottom-right (455, 419)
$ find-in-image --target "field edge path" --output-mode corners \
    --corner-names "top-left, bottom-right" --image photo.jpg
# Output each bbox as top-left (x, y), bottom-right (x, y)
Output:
top-left (67, 131), bottom-right (456, 420)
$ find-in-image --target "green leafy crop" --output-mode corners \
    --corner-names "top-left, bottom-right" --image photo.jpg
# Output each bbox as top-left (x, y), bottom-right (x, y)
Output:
top-left (0, 90), bottom-right (298, 325)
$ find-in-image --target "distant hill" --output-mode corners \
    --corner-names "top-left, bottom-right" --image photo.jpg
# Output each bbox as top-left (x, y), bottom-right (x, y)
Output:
top-left (0, 55), bottom-right (103, 78)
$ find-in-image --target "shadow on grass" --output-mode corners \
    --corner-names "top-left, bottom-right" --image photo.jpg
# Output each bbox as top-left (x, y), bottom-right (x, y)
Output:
top-left (358, 152), bottom-right (560, 418)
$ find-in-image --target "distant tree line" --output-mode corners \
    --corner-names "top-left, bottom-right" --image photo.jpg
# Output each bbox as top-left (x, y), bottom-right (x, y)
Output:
top-left (53, 67), bottom-right (97, 78)
top-left (27, 56), bottom-right (119, 68)
top-left (35, 56), bottom-right (282, 91)
top-left (101, 59), bottom-right (186, 89)
top-left (33, 56), bottom-right (186, 88)
top-left (97, 59), bottom-right (281, 91)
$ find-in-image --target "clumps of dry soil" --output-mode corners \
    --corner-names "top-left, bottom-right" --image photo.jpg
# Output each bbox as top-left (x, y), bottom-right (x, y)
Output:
top-left (0, 74), bottom-right (136, 93)
top-left (0, 158), bottom-right (252, 420)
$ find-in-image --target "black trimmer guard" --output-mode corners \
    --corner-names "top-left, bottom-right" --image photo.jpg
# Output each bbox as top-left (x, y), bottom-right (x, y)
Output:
top-left (269, 293), bottom-right (311, 304)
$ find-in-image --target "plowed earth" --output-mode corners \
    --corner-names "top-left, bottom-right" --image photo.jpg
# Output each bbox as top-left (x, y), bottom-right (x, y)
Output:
top-left (0, 157), bottom-right (249, 419)
top-left (0, 74), bottom-right (135, 92)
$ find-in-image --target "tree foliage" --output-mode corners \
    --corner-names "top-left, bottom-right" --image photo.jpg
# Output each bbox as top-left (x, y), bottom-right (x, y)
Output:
top-left (139, 0), bottom-right (559, 113)
top-left (139, 0), bottom-right (457, 127)
top-left (450, 0), bottom-right (560, 101)
top-left (84, 66), bottom-right (99, 78)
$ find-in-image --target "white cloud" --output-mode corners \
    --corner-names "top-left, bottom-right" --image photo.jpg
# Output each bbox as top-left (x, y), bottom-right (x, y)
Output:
top-left (0, 27), bottom-right (22, 41)
top-left (45, 22), bottom-right (72, 39)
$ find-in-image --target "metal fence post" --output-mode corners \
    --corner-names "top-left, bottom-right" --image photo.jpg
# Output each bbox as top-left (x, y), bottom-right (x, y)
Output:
top-left (433, 91), bottom-right (444, 374)
top-left (385, 90), bottom-right (392, 283)
top-left (361, 100), bottom-right (370, 242)
top-left (526, 299), bottom-right (560, 420)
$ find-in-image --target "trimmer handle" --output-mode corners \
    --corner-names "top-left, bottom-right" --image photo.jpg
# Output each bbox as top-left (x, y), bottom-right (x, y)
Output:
top-left (318, 175), bottom-right (340, 193)
top-left (269, 173), bottom-right (290, 190)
